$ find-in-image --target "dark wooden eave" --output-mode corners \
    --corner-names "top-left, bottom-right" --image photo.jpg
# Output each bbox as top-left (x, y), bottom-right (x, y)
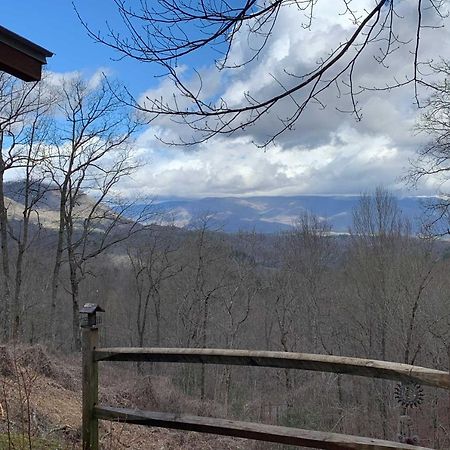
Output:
top-left (0, 25), bottom-right (53, 82)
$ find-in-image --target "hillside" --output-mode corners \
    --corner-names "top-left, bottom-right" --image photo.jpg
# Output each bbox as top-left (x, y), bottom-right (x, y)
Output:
top-left (1, 185), bottom-right (450, 448)
top-left (0, 344), bottom-right (246, 450)
top-left (3, 181), bottom-right (134, 235)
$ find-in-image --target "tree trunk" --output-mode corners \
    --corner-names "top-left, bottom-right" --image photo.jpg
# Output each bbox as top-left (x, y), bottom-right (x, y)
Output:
top-left (447, 344), bottom-right (450, 446)
top-left (68, 230), bottom-right (81, 351)
top-left (50, 183), bottom-right (67, 342)
top-left (12, 240), bottom-right (26, 340)
top-left (200, 294), bottom-right (209, 401)
top-left (154, 291), bottom-right (161, 346)
top-left (0, 155), bottom-right (11, 341)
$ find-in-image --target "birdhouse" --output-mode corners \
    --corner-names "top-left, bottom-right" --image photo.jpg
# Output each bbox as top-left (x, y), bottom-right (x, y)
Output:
top-left (80, 303), bottom-right (104, 328)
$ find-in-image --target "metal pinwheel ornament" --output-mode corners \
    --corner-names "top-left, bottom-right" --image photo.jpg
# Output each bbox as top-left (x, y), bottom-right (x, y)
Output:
top-left (394, 383), bottom-right (424, 408)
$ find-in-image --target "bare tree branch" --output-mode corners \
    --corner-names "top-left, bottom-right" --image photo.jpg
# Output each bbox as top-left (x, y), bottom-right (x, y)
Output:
top-left (75, 0), bottom-right (447, 146)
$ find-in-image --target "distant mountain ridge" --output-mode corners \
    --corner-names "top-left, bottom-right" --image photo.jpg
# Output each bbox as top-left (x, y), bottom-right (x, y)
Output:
top-left (3, 180), bottom-right (434, 234)
top-left (3, 181), bottom-right (122, 231)
top-left (139, 195), bottom-right (435, 233)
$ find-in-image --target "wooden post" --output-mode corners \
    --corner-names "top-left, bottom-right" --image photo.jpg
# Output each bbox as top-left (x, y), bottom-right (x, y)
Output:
top-left (80, 304), bottom-right (103, 450)
top-left (447, 344), bottom-right (450, 448)
top-left (397, 415), bottom-right (418, 445)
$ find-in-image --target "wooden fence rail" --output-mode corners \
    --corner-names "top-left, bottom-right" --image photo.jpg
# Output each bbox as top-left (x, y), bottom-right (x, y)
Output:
top-left (81, 305), bottom-right (442, 450)
top-left (94, 347), bottom-right (450, 390)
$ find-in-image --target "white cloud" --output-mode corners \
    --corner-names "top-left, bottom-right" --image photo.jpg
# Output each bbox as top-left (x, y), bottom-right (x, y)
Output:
top-left (118, 125), bottom-right (428, 198)
top-left (120, 0), bottom-right (450, 198)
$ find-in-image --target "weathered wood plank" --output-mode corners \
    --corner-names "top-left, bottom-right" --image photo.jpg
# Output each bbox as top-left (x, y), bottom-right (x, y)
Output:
top-left (82, 326), bottom-right (99, 450)
top-left (94, 348), bottom-right (450, 390)
top-left (94, 406), bottom-right (432, 450)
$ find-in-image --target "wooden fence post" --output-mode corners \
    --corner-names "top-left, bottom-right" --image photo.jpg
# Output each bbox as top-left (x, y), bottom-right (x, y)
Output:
top-left (80, 304), bottom-right (104, 450)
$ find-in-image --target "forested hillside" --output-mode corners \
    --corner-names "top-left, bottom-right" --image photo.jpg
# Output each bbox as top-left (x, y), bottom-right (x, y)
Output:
top-left (3, 177), bottom-right (450, 448)
top-left (0, 60), bottom-right (450, 449)
top-left (6, 0), bottom-right (450, 447)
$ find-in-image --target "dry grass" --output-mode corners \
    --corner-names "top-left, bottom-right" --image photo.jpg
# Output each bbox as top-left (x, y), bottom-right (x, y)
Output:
top-left (0, 345), bottom-right (249, 450)
top-left (0, 433), bottom-right (63, 449)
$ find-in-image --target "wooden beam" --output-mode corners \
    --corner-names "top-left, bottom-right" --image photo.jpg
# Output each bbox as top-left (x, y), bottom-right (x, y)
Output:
top-left (94, 348), bottom-right (450, 390)
top-left (95, 406), bottom-right (432, 450)
top-left (82, 324), bottom-right (99, 450)
top-left (0, 26), bottom-right (52, 81)
top-left (0, 41), bottom-right (42, 81)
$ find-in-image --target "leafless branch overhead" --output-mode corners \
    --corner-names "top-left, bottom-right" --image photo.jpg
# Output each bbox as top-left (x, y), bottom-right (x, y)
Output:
top-left (76, 0), bottom-right (448, 146)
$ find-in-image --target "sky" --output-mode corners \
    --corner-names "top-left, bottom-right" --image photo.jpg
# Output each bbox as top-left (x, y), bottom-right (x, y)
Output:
top-left (2, 0), bottom-right (450, 199)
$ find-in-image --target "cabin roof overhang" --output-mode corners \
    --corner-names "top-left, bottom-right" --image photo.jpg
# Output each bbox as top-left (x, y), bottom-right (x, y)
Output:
top-left (0, 25), bottom-right (53, 82)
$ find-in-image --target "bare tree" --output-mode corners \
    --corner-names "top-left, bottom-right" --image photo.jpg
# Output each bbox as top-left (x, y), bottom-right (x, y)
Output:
top-left (127, 227), bottom-right (182, 351)
top-left (409, 61), bottom-right (450, 236)
top-left (218, 234), bottom-right (261, 412)
top-left (8, 86), bottom-right (53, 340)
top-left (76, 0), bottom-right (446, 146)
top-left (175, 216), bottom-right (227, 399)
top-left (0, 74), bottom-right (52, 341)
top-left (272, 213), bottom-right (334, 420)
top-left (344, 187), bottom-right (438, 438)
top-left (347, 191), bottom-right (435, 363)
top-left (46, 74), bottom-right (141, 349)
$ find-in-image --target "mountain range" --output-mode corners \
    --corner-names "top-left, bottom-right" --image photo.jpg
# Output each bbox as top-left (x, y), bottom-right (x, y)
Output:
top-left (1, 181), bottom-right (439, 235)
top-left (142, 195), bottom-right (436, 234)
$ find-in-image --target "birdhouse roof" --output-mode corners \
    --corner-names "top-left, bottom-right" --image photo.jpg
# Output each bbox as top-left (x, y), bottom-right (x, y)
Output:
top-left (80, 303), bottom-right (105, 314)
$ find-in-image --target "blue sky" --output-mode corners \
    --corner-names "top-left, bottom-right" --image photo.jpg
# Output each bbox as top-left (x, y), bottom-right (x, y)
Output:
top-left (1, 1), bottom-right (449, 199)
top-left (1, 1), bottom-right (160, 96)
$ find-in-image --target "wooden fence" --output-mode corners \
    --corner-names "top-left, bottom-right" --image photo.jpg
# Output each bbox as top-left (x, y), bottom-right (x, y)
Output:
top-left (81, 305), bottom-right (448, 450)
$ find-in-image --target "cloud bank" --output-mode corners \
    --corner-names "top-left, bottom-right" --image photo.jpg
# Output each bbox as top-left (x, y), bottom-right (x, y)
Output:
top-left (119, 0), bottom-right (450, 199)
